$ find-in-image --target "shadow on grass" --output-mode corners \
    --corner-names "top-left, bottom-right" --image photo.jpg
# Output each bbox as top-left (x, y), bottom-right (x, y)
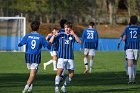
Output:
top-left (0, 71), bottom-right (140, 93)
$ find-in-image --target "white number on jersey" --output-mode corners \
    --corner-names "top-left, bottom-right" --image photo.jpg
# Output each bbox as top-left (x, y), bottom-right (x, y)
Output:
top-left (31, 40), bottom-right (36, 49)
top-left (65, 40), bottom-right (69, 44)
top-left (130, 31), bottom-right (137, 38)
top-left (87, 32), bottom-right (94, 39)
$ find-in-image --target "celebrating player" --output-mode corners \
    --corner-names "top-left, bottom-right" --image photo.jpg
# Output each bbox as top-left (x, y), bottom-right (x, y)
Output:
top-left (18, 21), bottom-right (49, 93)
top-left (43, 27), bottom-right (59, 71)
top-left (50, 22), bottom-right (82, 93)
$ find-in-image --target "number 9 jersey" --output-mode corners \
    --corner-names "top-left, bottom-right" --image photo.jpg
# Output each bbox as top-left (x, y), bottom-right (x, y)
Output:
top-left (123, 25), bottom-right (140, 49)
top-left (81, 28), bottom-right (98, 49)
top-left (18, 31), bottom-right (49, 54)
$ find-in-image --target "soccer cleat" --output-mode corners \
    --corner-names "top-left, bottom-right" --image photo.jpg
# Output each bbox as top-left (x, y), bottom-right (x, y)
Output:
top-left (43, 63), bottom-right (47, 70)
top-left (55, 87), bottom-right (60, 93)
top-left (89, 69), bottom-right (92, 73)
top-left (61, 86), bottom-right (66, 93)
top-left (83, 69), bottom-right (89, 74)
top-left (128, 81), bottom-right (132, 84)
top-left (22, 90), bottom-right (27, 93)
top-left (28, 89), bottom-right (32, 93)
top-left (132, 81), bottom-right (136, 84)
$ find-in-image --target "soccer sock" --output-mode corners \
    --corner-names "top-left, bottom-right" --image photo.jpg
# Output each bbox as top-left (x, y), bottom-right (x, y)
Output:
top-left (23, 84), bottom-right (29, 91)
top-left (125, 61), bottom-right (128, 75)
top-left (53, 60), bottom-right (57, 70)
top-left (28, 84), bottom-right (33, 91)
top-left (128, 67), bottom-right (133, 81)
top-left (55, 75), bottom-right (61, 88)
top-left (133, 65), bottom-right (137, 81)
top-left (89, 60), bottom-right (94, 72)
top-left (46, 60), bottom-right (53, 65)
top-left (63, 76), bottom-right (71, 87)
top-left (84, 57), bottom-right (88, 70)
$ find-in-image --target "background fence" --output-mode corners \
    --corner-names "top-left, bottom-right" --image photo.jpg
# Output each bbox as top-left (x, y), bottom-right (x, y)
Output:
top-left (0, 36), bottom-right (125, 51)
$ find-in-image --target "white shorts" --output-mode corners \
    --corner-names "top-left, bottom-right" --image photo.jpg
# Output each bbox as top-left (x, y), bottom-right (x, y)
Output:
top-left (84, 48), bottom-right (96, 56)
top-left (50, 51), bottom-right (57, 56)
top-left (126, 49), bottom-right (139, 60)
top-left (57, 58), bottom-right (75, 70)
top-left (26, 63), bottom-right (39, 70)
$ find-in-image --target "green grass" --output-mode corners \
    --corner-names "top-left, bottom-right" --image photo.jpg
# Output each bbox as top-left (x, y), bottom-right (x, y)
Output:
top-left (0, 51), bottom-right (140, 93)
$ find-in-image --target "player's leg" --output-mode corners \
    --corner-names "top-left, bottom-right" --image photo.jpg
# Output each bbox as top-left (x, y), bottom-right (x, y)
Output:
top-left (23, 63), bottom-right (38, 92)
top-left (61, 59), bottom-right (74, 92)
top-left (83, 48), bottom-right (89, 74)
top-left (89, 49), bottom-right (96, 73)
top-left (126, 49), bottom-right (134, 84)
top-left (125, 58), bottom-right (128, 76)
top-left (52, 51), bottom-right (58, 71)
top-left (132, 49), bottom-right (139, 83)
top-left (60, 59), bottom-right (68, 82)
top-left (55, 58), bottom-right (65, 93)
top-left (44, 51), bottom-right (53, 70)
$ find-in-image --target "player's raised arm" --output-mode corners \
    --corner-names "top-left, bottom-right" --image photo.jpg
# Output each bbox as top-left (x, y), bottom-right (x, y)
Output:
top-left (70, 29), bottom-right (82, 44)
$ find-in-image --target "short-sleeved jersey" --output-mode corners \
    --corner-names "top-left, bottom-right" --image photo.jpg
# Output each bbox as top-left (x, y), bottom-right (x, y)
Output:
top-left (47, 35), bottom-right (58, 51)
top-left (81, 28), bottom-right (98, 49)
top-left (54, 33), bottom-right (75, 59)
top-left (18, 31), bottom-right (49, 54)
top-left (123, 25), bottom-right (140, 49)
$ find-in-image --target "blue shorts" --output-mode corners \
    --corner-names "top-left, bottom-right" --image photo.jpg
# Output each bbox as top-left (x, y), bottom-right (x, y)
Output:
top-left (25, 53), bottom-right (41, 64)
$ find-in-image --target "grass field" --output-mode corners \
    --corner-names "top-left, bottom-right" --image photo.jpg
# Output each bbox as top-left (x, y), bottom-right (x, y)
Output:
top-left (0, 51), bottom-right (140, 93)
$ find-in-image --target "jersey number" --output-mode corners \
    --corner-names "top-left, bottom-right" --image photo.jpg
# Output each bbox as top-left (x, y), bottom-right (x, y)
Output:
top-left (31, 40), bottom-right (36, 49)
top-left (87, 32), bottom-right (94, 39)
top-left (65, 40), bottom-right (69, 44)
top-left (130, 31), bottom-right (137, 38)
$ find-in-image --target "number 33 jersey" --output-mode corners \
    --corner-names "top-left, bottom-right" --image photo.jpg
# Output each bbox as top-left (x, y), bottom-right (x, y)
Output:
top-left (81, 28), bottom-right (98, 49)
top-left (18, 31), bottom-right (49, 54)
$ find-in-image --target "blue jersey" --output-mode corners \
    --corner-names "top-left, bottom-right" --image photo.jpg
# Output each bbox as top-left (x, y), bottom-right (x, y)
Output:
top-left (59, 28), bottom-right (65, 33)
top-left (123, 25), bottom-right (140, 49)
top-left (81, 28), bottom-right (98, 49)
top-left (54, 33), bottom-right (75, 59)
top-left (48, 36), bottom-right (58, 51)
top-left (18, 31), bottom-right (49, 54)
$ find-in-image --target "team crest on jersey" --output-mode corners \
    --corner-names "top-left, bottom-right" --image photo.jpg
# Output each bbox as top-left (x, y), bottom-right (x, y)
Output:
top-left (69, 37), bottom-right (72, 40)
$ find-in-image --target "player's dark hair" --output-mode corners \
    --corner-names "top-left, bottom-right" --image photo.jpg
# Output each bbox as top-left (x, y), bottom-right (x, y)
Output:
top-left (89, 22), bottom-right (95, 27)
top-left (60, 19), bottom-right (67, 28)
top-left (31, 20), bottom-right (40, 31)
top-left (65, 22), bottom-right (72, 28)
top-left (130, 15), bottom-right (138, 25)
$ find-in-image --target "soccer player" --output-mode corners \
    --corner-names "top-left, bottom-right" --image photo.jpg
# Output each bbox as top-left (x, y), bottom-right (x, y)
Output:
top-left (59, 19), bottom-right (68, 80)
top-left (18, 21), bottom-right (49, 93)
top-left (122, 15), bottom-right (140, 84)
top-left (117, 33), bottom-right (128, 76)
top-left (50, 22), bottom-right (82, 93)
top-left (81, 22), bottom-right (98, 74)
top-left (43, 27), bottom-right (59, 71)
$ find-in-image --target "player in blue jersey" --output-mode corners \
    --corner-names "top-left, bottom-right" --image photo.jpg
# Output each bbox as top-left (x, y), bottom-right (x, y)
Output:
top-left (81, 22), bottom-right (98, 74)
top-left (43, 27), bottom-right (59, 71)
top-left (50, 22), bottom-right (82, 93)
top-left (118, 28), bottom-right (129, 76)
top-left (18, 21), bottom-right (49, 93)
top-left (122, 15), bottom-right (140, 84)
top-left (59, 19), bottom-right (68, 80)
